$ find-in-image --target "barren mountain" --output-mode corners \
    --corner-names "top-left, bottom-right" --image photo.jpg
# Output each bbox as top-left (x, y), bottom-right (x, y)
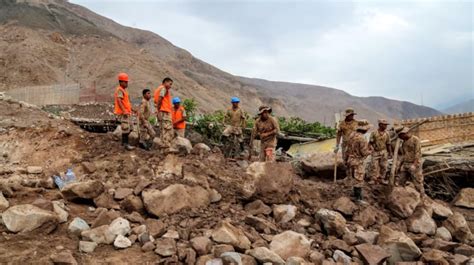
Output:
top-left (0, 0), bottom-right (441, 124)
top-left (442, 99), bottom-right (474, 114)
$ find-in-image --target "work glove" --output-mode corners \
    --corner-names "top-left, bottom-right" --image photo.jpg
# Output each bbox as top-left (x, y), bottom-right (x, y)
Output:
top-left (333, 145), bottom-right (340, 154)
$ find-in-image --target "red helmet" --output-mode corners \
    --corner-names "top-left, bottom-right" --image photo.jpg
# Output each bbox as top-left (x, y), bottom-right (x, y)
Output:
top-left (118, 73), bottom-right (129, 82)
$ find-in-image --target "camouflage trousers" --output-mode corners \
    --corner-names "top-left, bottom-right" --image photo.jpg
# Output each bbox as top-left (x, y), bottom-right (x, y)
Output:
top-left (159, 112), bottom-right (174, 148)
top-left (259, 138), bottom-right (276, 162)
top-left (118, 114), bottom-right (131, 134)
top-left (139, 119), bottom-right (156, 143)
top-left (175, 128), bottom-right (185, 138)
top-left (347, 157), bottom-right (365, 182)
top-left (369, 150), bottom-right (388, 181)
top-left (399, 162), bottom-right (425, 195)
top-left (222, 125), bottom-right (244, 143)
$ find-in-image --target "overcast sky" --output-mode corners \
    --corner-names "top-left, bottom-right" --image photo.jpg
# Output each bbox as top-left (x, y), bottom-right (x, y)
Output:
top-left (72, 0), bottom-right (473, 109)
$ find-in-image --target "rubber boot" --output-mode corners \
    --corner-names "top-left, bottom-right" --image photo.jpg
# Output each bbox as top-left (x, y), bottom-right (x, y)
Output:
top-left (122, 133), bottom-right (135, 151)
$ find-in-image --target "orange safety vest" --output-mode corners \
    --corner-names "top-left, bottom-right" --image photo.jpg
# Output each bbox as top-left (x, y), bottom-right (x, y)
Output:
top-left (153, 85), bottom-right (172, 113)
top-left (172, 106), bottom-right (186, 129)
top-left (114, 86), bottom-right (132, 115)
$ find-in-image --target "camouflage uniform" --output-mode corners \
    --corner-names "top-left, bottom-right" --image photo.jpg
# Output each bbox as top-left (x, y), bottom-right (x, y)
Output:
top-left (223, 107), bottom-right (246, 143)
top-left (337, 119), bottom-right (358, 176)
top-left (160, 112), bottom-right (174, 148)
top-left (139, 98), bottom-right (156, 143)
top-left (253, 116), bottom-right (279, 162)
top-left (368, 130), bottom-right (390, 181)
top-left (346, 131), bottom-right (371, 181)
top-left (399, 135), bottom-right (424, 194)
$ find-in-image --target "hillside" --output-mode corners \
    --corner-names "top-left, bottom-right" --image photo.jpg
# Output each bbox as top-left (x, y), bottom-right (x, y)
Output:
top-left (442, 99), bottom-right (474, 114)
top-left (0, 0), bottom-right (441, 124)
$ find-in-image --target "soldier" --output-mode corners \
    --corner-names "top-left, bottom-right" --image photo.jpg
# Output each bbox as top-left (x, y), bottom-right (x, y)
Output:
top-left (346, 120), bottom-right (371, 202)
top-left (368, 119), bottom-right (392, 183)
top-left (154, 77), bottom-right (174, 151)
top-left (138, 88), bottom-right (156, 150)
top-left (250, 106), bottom-right (280, 162)
top-left (223, 97), bottom-right (247, 152)
top-left (113, 73), bottom-right (134, 151)
top-left (398, 127), bottom-right (425, 196)
top-left (335, 108), bottom-right (359, 176)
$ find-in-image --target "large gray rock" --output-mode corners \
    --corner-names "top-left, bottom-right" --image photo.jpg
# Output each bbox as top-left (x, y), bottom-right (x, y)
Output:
top-left (245, 162), bottom-right (294, 203)
top-left (377, 225), bottom-right (421, 263)
top-left (315, 208), bottom-right (347, 237)
top-left (211, 220), bottom-right (251, 250)
top-left (443, 212), bottom-right (473, 244)
top-left (406, 207), bottom-right (436, 235)
top-left (453, 188), bottom-right (474, 209)
top-left (269, 231), bottom-right (311, 261)
top-left (61, 180), bottom-right (105, 201)
top-left (387, 186), bottom-right (421, 218)
top-left (246, 247), bottom-right (285, 265)
top-left (2, 204), bottom-right (58, 233)
top-left (142, 184), bottom-right (210, 217)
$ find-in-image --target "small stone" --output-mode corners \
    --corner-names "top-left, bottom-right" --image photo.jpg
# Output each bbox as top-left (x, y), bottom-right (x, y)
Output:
top-left (246, 247), bottom-right (285, 264)
top-left (114, 234), bottom-right (132, 249)
top-left (50, 251), bottom-right (77, 265)
top-left (27, 166), bottom-right (43, 174)
top-left (120, 195), bottom-right (144, 213)
top-left (138, 232), bottom-right (153, 245)
top-left (435, 227), bottom-right (452, 241)
top-left (210, 189), bottom-right (222, 203)
top-left (154, 238), bottom-right (176, 257)
top-left (93, 193), bottom-right (120, 210)
top-left (272, 204), bottom-right (297, 223)
top-left (453, 188), bottom-right (474, 209)
top-left (68, 217), bottom-right (90, 235)
top-left (269, 231), bottom-right (311, 260)
top-left (333, 196), bottom-right (357, 216)
top-left (315, 208), bottom-right (347, 237)
top-left (81, 162), bottom-right (96, 174)
top-left (309, 251), bottom-right (325, 265)
top-left (79, 241), bottom-right (97, 253)
top-left (355, 230), bottom-right (379, 244)
top-left (333, 250), bottom-right (351, 264)
top-left (244, 200), bottom-right (272, 215)
top-left (190, 236), bottom-right (213, 256)
top-left (145, 218), bottom-right (166, 238)
top-left (134, 179), bottom-right (152, 196)
top-left (211, 220), bottom-right (251, 250)
top-left (162, 229), bottom-right (180, 239)
top-left (220, 252), bottom-right (242, 265)
top-left (406, 207), bottom-right (436, 235)
top-left (61, 180), bottom-right (105, 201)
top-left (443, 212), bottom-right (473, 244)
top-left (213, 244), bottom-right (235, 257)
top-left (91, 209), bottom-right (120, 228)
top-left (114, 188), bottom-right (134, 200)
top-left (125, 211), bottom-right (145, 224)
top-left (128, 234), bottom-right (138, 244)
top-left (131, 224), bottom-right (147, 235)
top-left (141, 241), bottom-right (155, 252)
top-left (52, 201), bottom-right (68, 223)
top-left (355, 243), bottom-right (390, 265)
top-left (108, 217), bottom-right (131, 238)
top-left (297, 218), bottom-right (311, 227)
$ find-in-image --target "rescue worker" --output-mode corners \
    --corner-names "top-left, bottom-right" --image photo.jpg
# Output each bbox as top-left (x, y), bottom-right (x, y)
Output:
top-left (171, 97), bottom-right (187, 138)
top-left (223, 97), bottom-right (247, 151)
top-left (114, 73), bottom-right (134, 150)
top-left (398, 127), bottom-right (425, 196)
top-left (334, 108), bottom-right (359, 177)
top-left (346, 120), bottom-right (371, 202)
top-left (250, 106), bottom-right (280, 162)
top-left (138, 88), bottom-right (156, 150)
top-left (154, 77), bottom-right (174, 151)
top-left (368, 119), bottom-right (392, 183)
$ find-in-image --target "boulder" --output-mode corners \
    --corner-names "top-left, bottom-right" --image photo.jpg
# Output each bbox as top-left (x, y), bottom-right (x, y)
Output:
top-left (0, 192), bottom-right (9, 212)
top-left (114, 234), bottom-right (132, 249)
top-left (315, 208), bottom-right (347, 237)
top-left (453, 188), bottom-right (474, 209)
top-left (27, 166), bottom-right (43, 174)
top-left (93, 193), bottom-right (120, 210)
top-left (114, 188), bottom-right (134, 200)
top-left (355, 243), bottom-right (390, 265)
top-left (246, 247), bottom-right (285, 265)
top-left (387, 187), bottom-right (421, 218)
top-left (443, 212), bottom-right (473, 244)
top-left (61, 180), bottom-right (105, 201)
top-left (142, 184), bottom-right (210, 217)
top-left (355, 230), bottom-right (379, 244)
top-left (246, 162), bottom-right (294, 203)
top-left (300, 152), bottom-right (343, 174)
top-left (272, 204), bottom-right (297, 223)
top-left (190, 236), bottom-right (213, 255)
top-left (244, 200), bottom-right (272, 215)
top-left (172, 136), bottom-right (193, 154)
top-left (79, 241), bottom-right (97, 253)
top-left (154, 238), bottom-right (176, 257)
top-left (2, 204), bottom-right (58, 233)
top-left (435, 227), bottom-right (452, 241)
top-left (269, 231), bottom-right (311, 260)
top-left (211, 220), bottom-right (251, 250)
top-left (353, 206), bottom-right (389, 228)
top-left (333, 196), bottom-right (357, 216)
top-left (68, 217), bottom-right (90, 235)
top-left (377, 225), bottom-right (421, 263)
top-left (406, 207), bottom-right (436, 235)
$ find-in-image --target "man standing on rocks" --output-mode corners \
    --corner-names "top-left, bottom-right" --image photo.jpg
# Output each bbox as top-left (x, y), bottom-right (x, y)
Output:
top-left (114, 73), bottom-right (134, 151)
top-left (223, 97), bottom-right (247, 152)
top-left (398, 127), bottom-right (425, 196)
top-left (368, 119), bottom-right (392, 183)
top-left (171, 97), bottom-right (187, 138)
top-left (250, 106), bottom-right (280, 162)
top-left (335, 108), bottom-right (359, 177)
top-left (154, 77), bottom-right (174, 151)
top-left (346, 120), bottom-right (371, 201)
top-left (138, 88), bottom-right (156, 150)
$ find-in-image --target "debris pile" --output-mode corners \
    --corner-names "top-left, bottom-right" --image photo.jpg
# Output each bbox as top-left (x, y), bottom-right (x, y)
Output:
top-left (0, 98), bottom-right (473, 264)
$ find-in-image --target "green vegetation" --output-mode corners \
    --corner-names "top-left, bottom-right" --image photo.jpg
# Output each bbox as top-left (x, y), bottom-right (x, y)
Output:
top-left (278, 117), bottom-right (336, 138)
top-left (183, 98), bottom-right (198, 123)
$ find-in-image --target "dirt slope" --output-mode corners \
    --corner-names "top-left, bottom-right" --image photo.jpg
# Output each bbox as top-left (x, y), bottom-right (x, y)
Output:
top-left (0, 0), bottom-right (441, 123)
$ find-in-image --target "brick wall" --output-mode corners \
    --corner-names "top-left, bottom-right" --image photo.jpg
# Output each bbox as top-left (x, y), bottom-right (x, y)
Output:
top-left (395, 112), bottom-right (474, 146)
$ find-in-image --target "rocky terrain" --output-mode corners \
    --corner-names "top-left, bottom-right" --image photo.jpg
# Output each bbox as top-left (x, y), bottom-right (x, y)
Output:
top-left (0, 90), bottom-right (473, 264)
top-left (0, 0), bottom-right (441, 124)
